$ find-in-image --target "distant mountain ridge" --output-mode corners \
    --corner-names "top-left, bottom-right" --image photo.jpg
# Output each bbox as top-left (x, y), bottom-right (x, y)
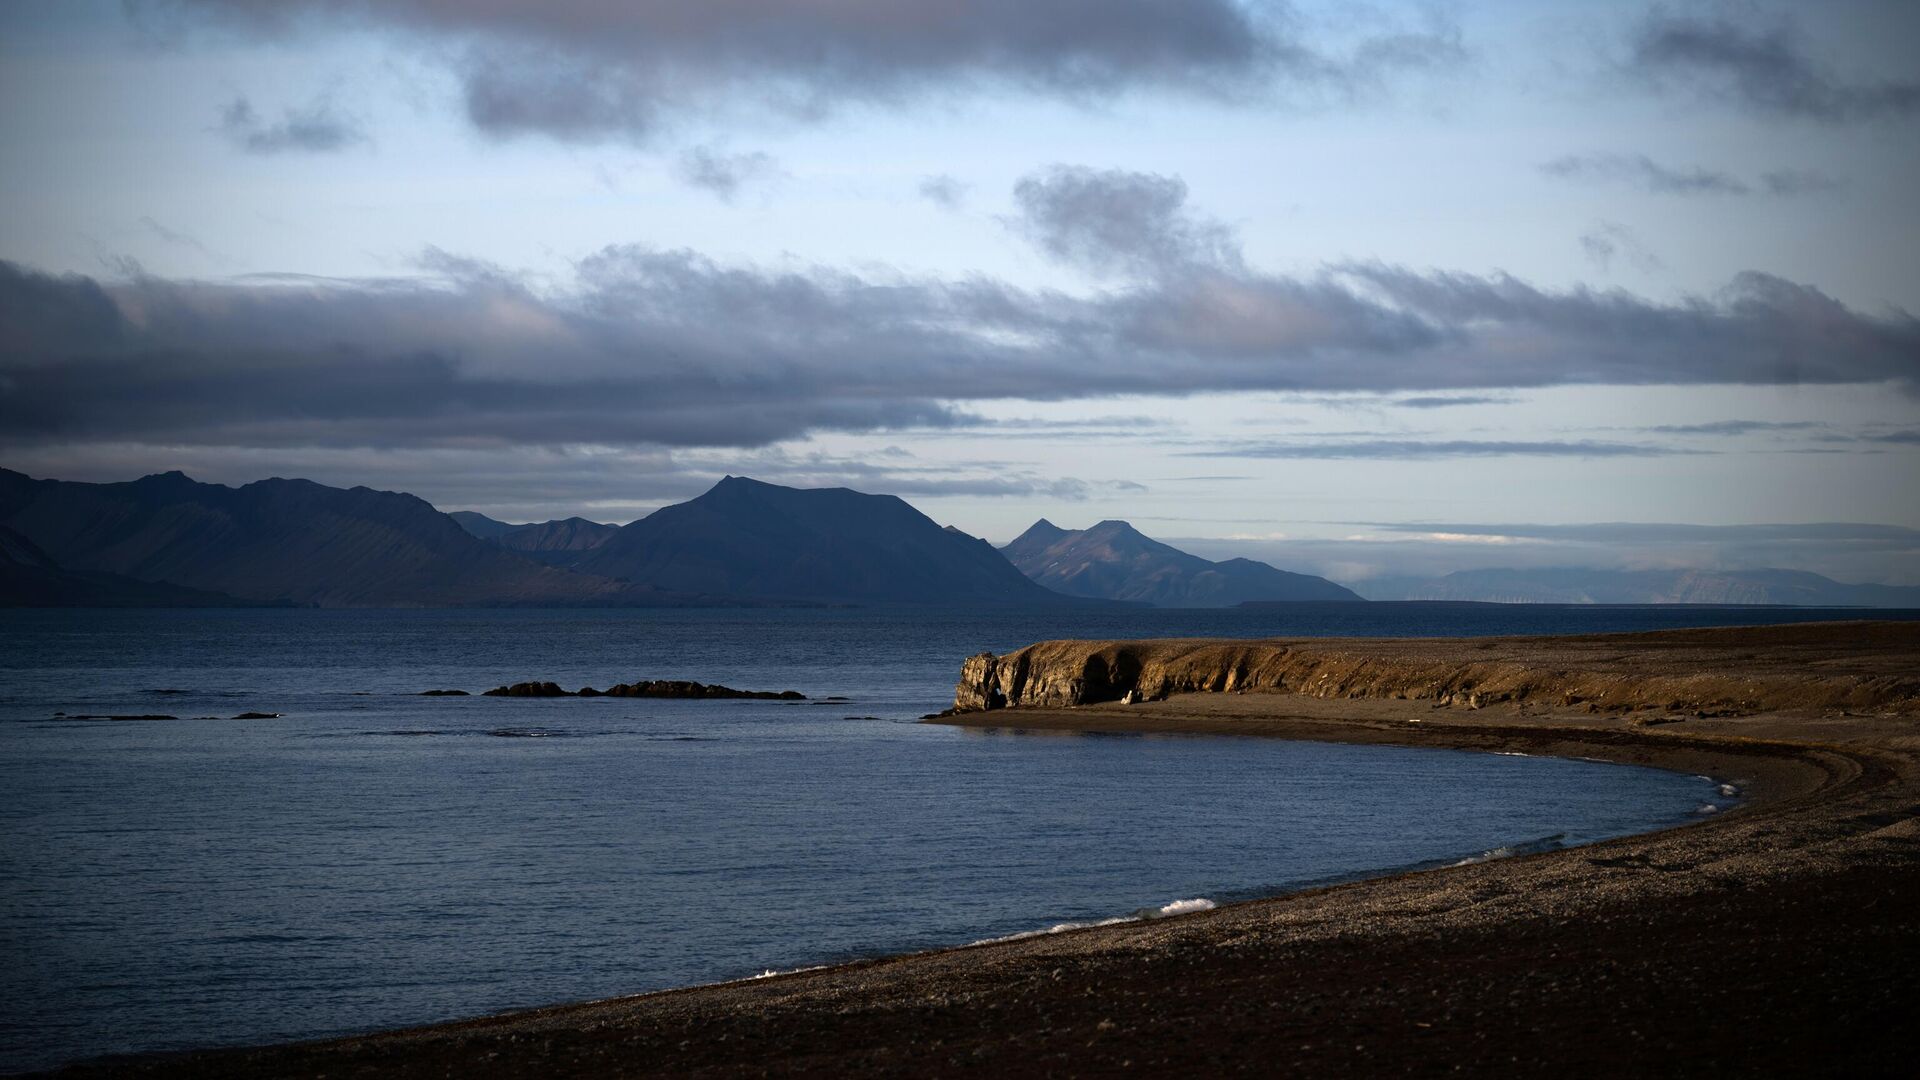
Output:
top-left (1003, 519), bottom-right (1361, 607)
top-left (0, 522), bottom-right (255, 607)
top-left (0, 469), bottom-right (702, 608)
top-left (575, 475), bottom-right (1073, 606)
top-left (1359, 567), bottom-right (1920, 607)
top-left (452, 512), bottom-right (620, 566)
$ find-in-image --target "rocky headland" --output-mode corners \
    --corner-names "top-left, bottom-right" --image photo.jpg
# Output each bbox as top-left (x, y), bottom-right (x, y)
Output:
top-left (952, 621), bottom-right (1920, 717)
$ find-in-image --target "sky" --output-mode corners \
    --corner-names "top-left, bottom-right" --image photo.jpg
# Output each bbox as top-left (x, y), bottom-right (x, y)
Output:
top-left (2, 0), bottom-right (1917, 584)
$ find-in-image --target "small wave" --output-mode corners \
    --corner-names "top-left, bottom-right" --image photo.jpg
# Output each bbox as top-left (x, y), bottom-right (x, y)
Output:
top-left (1718, 782), bottom-right (1740, 798)
top-left (1696, 803), bottom-right (1721, 815)
top-left (970, 897), bottom-right (1216, 946)
top-left (1451, 833), bottom-right (1567, 867)
top-left (488, 727), bottom-right (561, 738)
top-left (1492, 751), bottom-right (1531, 757)
top-left (751, 964), bottom-right (829, 980)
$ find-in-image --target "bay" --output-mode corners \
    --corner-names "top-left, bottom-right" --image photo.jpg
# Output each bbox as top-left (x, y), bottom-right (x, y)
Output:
top-left (3, 604), bottom-right (1903, 1072)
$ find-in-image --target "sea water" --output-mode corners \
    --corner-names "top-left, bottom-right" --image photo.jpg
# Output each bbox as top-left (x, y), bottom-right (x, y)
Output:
top-left (2, 604), bottom-right (1903, 1072)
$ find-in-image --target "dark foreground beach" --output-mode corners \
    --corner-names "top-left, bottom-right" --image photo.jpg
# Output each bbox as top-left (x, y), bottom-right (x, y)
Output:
top-left (42, 622), bottom-right (1920, 1078)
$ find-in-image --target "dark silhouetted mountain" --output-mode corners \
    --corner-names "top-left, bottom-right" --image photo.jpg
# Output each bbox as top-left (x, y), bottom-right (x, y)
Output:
top-left (451, 512), bottom-right (619, 566)
top-left (1002, 519), bottom-right (1362, 606)
top-left (0, 523), bottom-right (255, 607)
top-left (1358, 567), bottom-right (1920, 606)
top-left (575, 476), bottom-right (1070, 605)
top-left (448, 511), bottom-right (518, 541)
top-left (0, 468), bottom-right (715, 608)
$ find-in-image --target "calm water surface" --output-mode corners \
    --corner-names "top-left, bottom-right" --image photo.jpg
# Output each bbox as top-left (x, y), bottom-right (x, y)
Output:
top-left (4, 604), bottom-right (1901, 1072)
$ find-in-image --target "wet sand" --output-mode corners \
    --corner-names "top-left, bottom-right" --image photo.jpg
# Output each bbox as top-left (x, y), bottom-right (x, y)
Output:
top-left (41, 622), bottom-right (1920, 1078)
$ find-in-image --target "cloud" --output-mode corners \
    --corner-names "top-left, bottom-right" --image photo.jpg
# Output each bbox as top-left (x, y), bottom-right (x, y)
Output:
top-left (1174, 519), bottom-right (1920, 587)
top-left (3, 176), bottom-right (1915, 462)
top-left (1354, 521), bottom-right (1920, 548)
top-left (1638, 420), bottom-right (1823, 436)
top-left (675, 147), bottom-right (781, 201)
top-left (1542, 153), bottom-right (1841, 199)
top-left (1543, 152), bottom-right (1748, 195)
top-left (151, 1), bottom-right (1467, 142)
top-left (1391, 395), bottom-right (1513, 409)
top-left (1011, 165), bottom-right (1241, 278)
top-left (137, 217), bottom-right (221, 262)
top-left (1626, 11), bottom-right (1920, 123)
top-left (1579, 221), bottom-right (1663, 273)
top-left (1182, 439), bottom-right (1699, 460)
top-left (217, 95), bottom-right (367, 154)
top-left (918, 174), bottom-right (969, 210)
top-left (1759, 169), bottom-right (1845, 196)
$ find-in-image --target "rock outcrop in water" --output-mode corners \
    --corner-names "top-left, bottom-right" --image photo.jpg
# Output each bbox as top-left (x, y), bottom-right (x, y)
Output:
top-left (482, 679), bottom-right (804, 700)
top-left (485, 682), bottom-right (572, 697)
top-left (954, 623), bottom-right (1920, 717)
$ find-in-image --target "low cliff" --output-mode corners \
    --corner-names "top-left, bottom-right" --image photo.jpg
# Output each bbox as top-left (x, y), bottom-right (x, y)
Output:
top-left (954, 622), bottom-right (1920, 718)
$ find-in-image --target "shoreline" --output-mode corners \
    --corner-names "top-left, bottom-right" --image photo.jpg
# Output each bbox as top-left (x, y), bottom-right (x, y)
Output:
top-left (39, 623), bottom-right (1920, 1078)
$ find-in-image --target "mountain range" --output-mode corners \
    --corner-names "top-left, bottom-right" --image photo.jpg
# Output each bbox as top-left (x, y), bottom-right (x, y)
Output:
top-left (1003, 519), bottom-right (1360, 606)
top-left (0, 470), bottom-right (1074, 608)
top-left (6, 465), bottom-right (1917, 609)
top-left (1358, 567), bottom-right (1920, 607)
top-left (0, 468), bottom-right (692, 608)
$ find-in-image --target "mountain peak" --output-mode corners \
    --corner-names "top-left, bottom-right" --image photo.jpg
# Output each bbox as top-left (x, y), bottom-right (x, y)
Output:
top-left (1002, 519), bottom-right (1361, 607)
top-left (577, 477), bottom-right (1064, 605)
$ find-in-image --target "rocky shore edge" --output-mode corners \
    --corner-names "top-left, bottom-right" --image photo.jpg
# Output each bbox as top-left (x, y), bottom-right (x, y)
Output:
top-left (37, 621), bottom-right (1920, 1078)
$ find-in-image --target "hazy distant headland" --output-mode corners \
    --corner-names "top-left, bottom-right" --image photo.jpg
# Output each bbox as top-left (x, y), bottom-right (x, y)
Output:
top-left (3, 466), bottom-right (1914, 609)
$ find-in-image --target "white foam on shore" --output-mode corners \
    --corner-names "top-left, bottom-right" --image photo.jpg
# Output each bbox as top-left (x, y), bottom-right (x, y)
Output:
top-left (1450, 833), bottom-right (1567, 867)
top-left (1696, 803), bottom-right (1721, 814)
top-left (1451, 845), bottom-right (1519, 866)
top-left (752, 964), bottom-right (829, 980)
top-left (969, 898), bottom-right (1217, 946)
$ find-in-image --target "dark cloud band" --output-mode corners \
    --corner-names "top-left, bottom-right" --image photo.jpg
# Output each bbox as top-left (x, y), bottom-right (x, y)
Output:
top-left (145, 0), bottom-right (1464, 141)
top-left (2, 228), bottom-right (1915, 455)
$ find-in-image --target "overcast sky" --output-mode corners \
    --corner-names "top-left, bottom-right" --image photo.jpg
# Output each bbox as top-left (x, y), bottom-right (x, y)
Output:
top-left (2, 0), bottom-right (1917, 583)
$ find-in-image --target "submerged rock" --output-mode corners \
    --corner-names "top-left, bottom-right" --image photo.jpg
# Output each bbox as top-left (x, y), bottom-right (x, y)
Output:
top-left (232, 712), bottom-right (282, 720)
top-left (418, 689), bottom-right (470, 696)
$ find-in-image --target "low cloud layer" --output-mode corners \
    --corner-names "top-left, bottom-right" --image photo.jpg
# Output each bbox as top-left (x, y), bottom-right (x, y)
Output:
top-left (3, 166), bottom-right (1916, 460)
top-left (1627, 12), bottom-right (1920, 123)
top-left (1183, 439), bottom-right (1696, 460)
top-left (147, 1), bottom-right (1465, 142)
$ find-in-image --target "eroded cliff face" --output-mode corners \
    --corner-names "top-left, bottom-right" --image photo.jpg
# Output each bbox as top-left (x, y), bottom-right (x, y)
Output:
top-left (952, 624), bottom-right (1920, 718)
